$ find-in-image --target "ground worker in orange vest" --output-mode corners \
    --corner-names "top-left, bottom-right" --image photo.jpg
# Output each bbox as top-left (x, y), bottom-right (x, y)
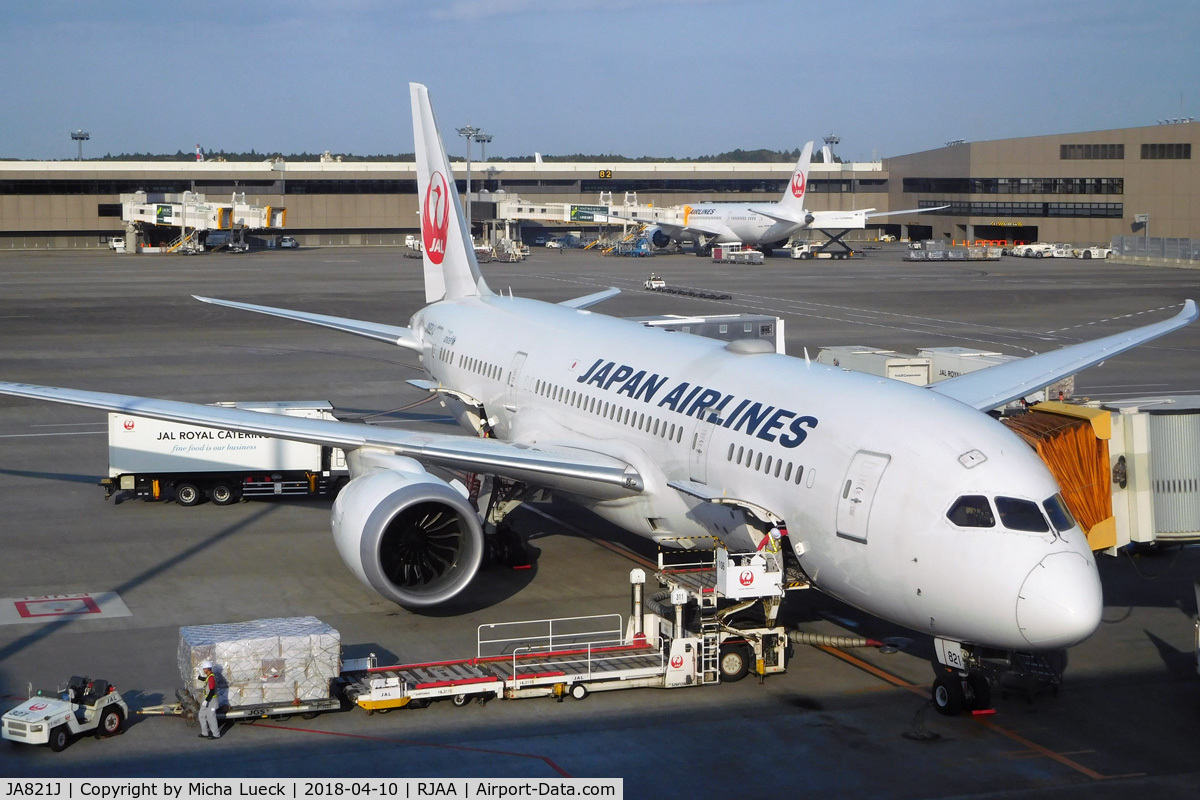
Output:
top-left (197, 661), bottom-right (221, 740)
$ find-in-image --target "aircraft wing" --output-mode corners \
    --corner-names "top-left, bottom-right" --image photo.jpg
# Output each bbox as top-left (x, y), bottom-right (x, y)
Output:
top-left (0, 382), bottom-right (644, 498)
top-left (599, 213), bottom-right (725, 239)
top-left (559, 288), bottom-right (621, 309)
top-left (746, 206), bottom-right (812, 225)
top-left (865, 205), bottom-right (949, 219)
top-left (194, 296), bottom-right (423, 352)
top-left (928, 301), bottom-right (1198, 411)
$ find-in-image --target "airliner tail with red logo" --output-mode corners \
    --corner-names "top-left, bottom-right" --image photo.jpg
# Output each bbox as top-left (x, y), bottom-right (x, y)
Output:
top-left (410, 83), bottom-right (493, 304)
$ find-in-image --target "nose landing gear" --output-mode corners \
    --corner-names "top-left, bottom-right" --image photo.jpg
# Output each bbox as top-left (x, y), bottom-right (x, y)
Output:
top-left (931, 638), bottom-right (1062, 716)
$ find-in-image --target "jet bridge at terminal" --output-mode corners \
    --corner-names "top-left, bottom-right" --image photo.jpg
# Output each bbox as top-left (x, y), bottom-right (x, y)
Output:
top-left (119, 191), bottom-right (286, 253)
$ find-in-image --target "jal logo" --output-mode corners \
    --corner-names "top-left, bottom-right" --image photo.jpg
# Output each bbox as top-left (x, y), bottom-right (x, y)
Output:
top-left (739, 570), bottom-right (755, 587)
top-left (423, 170), bottom-right (450, 265)
top-left (791, 170), bottom-right (806, 199)
top-left (670, 655), bottom-right (684, 669)
top-left (29, 702), bottom-right (47, 711)
top-left (123, 419), bottom-right (135, 431)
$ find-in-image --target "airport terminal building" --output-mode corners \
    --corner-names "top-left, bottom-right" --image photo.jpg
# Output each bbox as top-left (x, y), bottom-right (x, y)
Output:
top-left (1, 121), bottom-right (1195, 250)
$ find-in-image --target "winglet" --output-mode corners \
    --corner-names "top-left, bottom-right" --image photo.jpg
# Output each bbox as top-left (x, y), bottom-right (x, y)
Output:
top-left (410, 83), bottom-right (492, 303)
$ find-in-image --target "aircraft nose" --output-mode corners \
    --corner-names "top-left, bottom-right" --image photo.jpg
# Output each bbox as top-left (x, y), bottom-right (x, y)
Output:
top-left (1016, 551), bottom-right (1103, 649)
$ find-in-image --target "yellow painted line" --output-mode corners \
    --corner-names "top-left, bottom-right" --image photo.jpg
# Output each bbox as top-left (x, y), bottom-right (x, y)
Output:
top-left (814, 644), bottom-right (1113, 782)
top-left (972, 718), bottom-right (1107, 781)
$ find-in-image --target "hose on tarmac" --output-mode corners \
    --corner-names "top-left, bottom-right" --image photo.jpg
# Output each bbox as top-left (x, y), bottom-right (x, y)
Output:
top-left (787, 630), bottom-right (884, 649)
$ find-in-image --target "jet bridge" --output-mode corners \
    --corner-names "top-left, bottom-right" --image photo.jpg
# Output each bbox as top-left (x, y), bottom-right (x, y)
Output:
top-left (120, 192), bottom-right (286, 252)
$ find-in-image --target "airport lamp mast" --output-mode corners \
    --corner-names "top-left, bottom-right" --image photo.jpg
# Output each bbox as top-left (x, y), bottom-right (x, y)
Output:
top-left (456, 126), bottom-right (490, 243)
top-left (70, 129), bottom-right (90, 161)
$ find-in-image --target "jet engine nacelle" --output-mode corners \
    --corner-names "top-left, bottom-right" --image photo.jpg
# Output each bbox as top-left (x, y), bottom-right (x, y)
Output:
top-left (331, 458), bottom-right (485, 607)
top-left (646, 226), bottom-right (673, 249)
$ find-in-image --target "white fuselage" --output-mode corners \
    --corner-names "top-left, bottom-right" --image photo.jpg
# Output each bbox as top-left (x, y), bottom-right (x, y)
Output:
top-left (680, 204), bottom-right (803, 247)
top-left (412, 294), bottom-right (1103, 652)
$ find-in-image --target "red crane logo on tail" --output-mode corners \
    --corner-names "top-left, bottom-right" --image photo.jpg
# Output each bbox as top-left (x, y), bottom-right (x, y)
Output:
top-left (423, 170), bottom-right (450, 265)
top-left (791, 170), bottom-right (806, 199)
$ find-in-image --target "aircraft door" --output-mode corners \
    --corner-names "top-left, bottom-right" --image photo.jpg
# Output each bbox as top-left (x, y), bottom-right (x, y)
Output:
top-left (689, 409), bottom-right (719, 484)
top-left (836, 450), bottom-right (891, 543)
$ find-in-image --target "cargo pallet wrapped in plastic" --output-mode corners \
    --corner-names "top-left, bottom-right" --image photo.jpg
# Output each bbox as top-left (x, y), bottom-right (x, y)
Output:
top-left (179, 617), bottom-right (340, 707)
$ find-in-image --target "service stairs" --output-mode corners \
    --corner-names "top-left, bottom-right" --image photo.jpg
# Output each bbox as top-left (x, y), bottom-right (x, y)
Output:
top-left (699, 591), bottom-right (720, 685)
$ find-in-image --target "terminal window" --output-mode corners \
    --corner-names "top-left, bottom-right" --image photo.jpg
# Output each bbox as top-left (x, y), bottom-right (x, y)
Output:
top-left (1060, 143), bottom-right (1124, 160)
top-left (1140, 143), bottom-right (1191, 159)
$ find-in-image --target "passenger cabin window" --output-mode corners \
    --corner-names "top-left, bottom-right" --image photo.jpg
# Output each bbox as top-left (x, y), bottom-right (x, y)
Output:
top-left (995, 496), bottom-right (1050, 532)
top-left (947, 495), bottom-right (996, 528)
top-left (1043, 494), bottom-right (1076, 532)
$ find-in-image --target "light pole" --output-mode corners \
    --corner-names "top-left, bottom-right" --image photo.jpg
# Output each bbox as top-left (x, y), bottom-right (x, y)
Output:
top-left (456, 126), bottom-right (490, 242)
top-left (456, 125), bottom-right (480, 241)
top-left (70, 129), bottom-right (90, 161)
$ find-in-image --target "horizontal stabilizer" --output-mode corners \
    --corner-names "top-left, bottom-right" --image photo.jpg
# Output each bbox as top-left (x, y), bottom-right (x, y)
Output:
top-left (194, 296), bottom-right (422, 352)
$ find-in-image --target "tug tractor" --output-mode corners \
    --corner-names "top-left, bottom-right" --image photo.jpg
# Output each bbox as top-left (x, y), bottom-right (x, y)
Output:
top-left (1, 676), bottom-right (128, 751)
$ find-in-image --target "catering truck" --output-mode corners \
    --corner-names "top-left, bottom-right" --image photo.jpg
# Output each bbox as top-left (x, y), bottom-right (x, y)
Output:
top-left (102, 401), bottom-right (347, 506)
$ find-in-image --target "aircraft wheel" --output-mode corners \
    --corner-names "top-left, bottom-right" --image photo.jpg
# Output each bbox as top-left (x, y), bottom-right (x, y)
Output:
top-left (48, 725), bottom-right (71, 752)
top-left (98, 706), bottom-right (123, 737)
top-left (209, 483), bottom-right (239, 505)
top-left (966, 673), bottom-right (992, 711)
top-left (718, 644), bottom-right (750, 682)
top-left (570, 683), bottom-right (589, 701)
top-left (175, 482), bottom-right (202, 506)
top-left (932, 674), bottom-right (965, 716)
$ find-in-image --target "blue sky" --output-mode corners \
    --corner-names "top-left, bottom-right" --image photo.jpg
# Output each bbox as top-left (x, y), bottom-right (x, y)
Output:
top-left (2, 1), bottom-right (1196, 161)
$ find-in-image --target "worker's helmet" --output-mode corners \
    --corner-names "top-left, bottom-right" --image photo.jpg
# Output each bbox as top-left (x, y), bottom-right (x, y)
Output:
top-left (200, 660), bottom-right (214, 670)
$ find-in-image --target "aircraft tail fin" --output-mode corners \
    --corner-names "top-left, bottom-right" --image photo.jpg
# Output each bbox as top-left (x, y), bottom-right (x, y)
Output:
top-left (777, 141), bottom-right (814, 215)
top-left (410, 83), bottom-right (492, 303)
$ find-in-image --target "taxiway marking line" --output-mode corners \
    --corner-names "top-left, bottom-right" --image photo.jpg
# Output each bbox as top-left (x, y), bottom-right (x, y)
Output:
top-left (972, 718), bottom-right (1107, 780)
top-left (249, 722), bottom-right (572, 777)
top-left (815, 645), bottom-right (1111, 781)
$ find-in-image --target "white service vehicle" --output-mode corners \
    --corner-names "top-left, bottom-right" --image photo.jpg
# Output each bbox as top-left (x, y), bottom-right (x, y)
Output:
top-left (108, 236), bottom-right (126, 252)
top-left (1049, 243), bottom-right (1075, 258)
top-left (1073, 245), bottom-right (1112, 259)
top-left (102, 401), bottom-right (347, 506)
top-left (1011, 242), bottom-right (1055, 258)
top-left (2, 676), bottom-right (127, 752)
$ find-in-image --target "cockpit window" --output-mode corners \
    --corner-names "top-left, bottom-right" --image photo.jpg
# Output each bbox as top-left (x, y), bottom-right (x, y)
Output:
top-left (995, 496), bottom-right (1050, 532)
top-left (947, 495), bottom-right (996, 528)
top-left (1043, 494), bottom-right (1076, 532)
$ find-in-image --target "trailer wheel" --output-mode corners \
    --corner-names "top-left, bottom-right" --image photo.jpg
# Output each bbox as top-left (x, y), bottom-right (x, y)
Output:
top-left (570, 683), bottom-right (589, 701)
top-left (175, 482), bottom-right (202, 506)
top-left (451, 693), bottom-right (472, 708)
top-left (209, 483), bottom-right (239, 506)
top-left (719, 644), bottom-right (750, 682)
top-left (48, 725), bottom-right (71, 752)
top-left (98, 706), bottom-right (123, 737)
top-left (300, 711), bottom-right (321, 720)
